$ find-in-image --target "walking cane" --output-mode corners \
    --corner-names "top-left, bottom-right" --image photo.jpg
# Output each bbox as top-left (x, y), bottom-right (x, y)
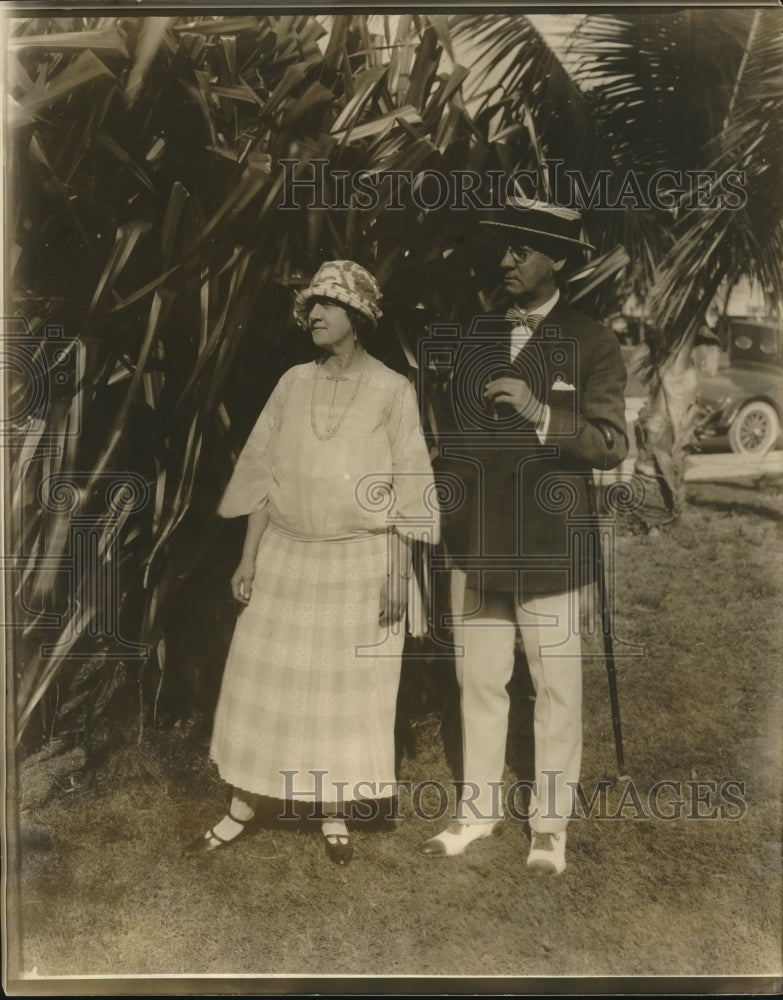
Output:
top-left (586, 473), bottom-right (630, 782)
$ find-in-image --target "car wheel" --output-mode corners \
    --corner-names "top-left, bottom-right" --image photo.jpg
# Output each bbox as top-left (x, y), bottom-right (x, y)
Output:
top-left (727, 401), bottom-right (780, 457)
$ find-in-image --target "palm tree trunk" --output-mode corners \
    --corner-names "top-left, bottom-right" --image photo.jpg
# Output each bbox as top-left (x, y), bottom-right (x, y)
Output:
top-left (634, 11), bottom-right (764, 533)
top-left (633, 329), bottom-right (700, 530)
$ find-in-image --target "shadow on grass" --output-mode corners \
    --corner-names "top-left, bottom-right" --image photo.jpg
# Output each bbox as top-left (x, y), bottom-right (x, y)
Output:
top-left (686, 477), bottom-right (783, 522)
top-left (687, 496), bottom-right (783, 521)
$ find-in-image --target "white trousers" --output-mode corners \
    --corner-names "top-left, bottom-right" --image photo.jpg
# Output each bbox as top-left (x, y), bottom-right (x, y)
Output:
top-left (451, 569), bottom-right (582, 833)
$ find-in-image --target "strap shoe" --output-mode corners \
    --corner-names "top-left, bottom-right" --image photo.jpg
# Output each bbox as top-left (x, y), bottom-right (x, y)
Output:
top-left (185, 811), bottom-right (258, 857)
top-left (322, 817), bottom-right (353, 866)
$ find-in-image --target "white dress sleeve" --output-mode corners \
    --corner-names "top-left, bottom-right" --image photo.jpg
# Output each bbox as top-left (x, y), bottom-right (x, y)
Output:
top-left (217, 371), bottom-right (289, 519)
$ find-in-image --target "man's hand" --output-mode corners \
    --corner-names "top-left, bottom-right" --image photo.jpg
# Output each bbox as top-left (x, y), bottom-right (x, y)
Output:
top-left (484, 376), bottom-right (544, 424)
top-left (231, 557), bottom-right (256, 604)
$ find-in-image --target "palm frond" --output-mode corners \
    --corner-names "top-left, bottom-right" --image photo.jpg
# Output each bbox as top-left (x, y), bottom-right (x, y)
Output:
top-left (645, 9), bottom-right (783, 347)
top-left (570, 12), bottom-right (751, 177)
top-left (450, 12), bottom-right (671, 299)
top-left (8, 11), bottom-right (501, 742)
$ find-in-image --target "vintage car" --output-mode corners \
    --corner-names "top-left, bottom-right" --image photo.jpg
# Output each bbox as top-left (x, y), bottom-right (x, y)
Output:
top-left (695, 318), bottom-right (783, 457)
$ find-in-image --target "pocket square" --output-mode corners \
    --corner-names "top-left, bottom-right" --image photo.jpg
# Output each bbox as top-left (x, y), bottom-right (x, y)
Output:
top-left (551, 379), bottom-right (575, 391)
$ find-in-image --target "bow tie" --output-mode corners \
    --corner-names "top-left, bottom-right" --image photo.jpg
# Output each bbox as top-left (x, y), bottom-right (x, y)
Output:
top-left (505, 307), bottom-right (544, 333)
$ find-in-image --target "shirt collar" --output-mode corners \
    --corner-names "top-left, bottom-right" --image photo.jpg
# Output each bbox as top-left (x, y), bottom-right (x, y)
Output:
top-left (519, 288), bottom-right (560, 320)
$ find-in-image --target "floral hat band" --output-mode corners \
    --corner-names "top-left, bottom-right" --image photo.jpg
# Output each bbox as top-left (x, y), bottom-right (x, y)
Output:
top-left (294, 260), bottom-right (383, 329)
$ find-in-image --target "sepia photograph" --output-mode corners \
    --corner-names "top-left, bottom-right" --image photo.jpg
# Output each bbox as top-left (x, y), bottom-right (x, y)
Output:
top-left (2, 1), bottom-right (782, 994)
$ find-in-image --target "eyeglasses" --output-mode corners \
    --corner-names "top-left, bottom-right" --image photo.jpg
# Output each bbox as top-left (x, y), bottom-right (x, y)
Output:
top-left (501, 245), bottom-right (535, 263)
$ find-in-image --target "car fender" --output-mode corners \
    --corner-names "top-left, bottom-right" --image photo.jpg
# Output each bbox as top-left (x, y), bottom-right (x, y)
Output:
top-left (725, 395), bottom-right (781, 426)
top-left (722, 395), bottom-right (783, 430)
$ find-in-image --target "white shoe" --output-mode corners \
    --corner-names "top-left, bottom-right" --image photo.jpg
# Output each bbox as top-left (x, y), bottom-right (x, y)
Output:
top-left (419, 819), bottom-right (503, 857)
top-left (526, 830), bottom-right (566, 875)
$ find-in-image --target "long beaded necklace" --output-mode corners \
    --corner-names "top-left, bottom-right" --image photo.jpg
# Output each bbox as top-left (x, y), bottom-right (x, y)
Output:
top-left (310, 350), bottom-right (368, 441)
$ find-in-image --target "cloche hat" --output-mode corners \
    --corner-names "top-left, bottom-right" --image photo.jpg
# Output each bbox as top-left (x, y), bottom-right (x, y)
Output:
top-left (294, 260), bottom-right (383, 329)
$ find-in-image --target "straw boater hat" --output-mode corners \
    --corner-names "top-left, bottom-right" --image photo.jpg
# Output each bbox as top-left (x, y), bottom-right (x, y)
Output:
top-left (294, 260), bottom-right (383, 329)
top-left (481, 197), bottom-right (595, 254)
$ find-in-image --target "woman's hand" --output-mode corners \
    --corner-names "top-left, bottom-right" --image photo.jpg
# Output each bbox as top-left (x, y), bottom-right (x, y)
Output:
top-left (379, 571), bottom-right (408, 627)
top-left (379, 533), bottom-right (412, 627)
top-left (231, 557), bottom-right (256, 604)
top-left (230, 508), bottom-right (268, 604)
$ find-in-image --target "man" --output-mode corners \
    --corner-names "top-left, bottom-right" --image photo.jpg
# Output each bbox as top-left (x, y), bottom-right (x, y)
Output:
top-left (421, 198), bottom-right (628, 874)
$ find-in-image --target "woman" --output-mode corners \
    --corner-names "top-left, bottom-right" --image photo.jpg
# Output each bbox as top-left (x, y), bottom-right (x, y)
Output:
top-left (187, 260), bottom-right (439, 865)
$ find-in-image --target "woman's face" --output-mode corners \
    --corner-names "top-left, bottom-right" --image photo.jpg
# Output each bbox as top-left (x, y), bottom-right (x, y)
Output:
top-left (308, 297), bottom-right (355, 354)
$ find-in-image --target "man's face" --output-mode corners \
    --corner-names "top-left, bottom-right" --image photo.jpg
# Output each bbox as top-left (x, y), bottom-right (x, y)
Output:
top-left (499, 243), bottom-right (563, 305)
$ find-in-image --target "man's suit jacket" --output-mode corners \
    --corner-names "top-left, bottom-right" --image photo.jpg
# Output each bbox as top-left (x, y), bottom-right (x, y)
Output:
top-left (434, 298), bottom-right (628, 598)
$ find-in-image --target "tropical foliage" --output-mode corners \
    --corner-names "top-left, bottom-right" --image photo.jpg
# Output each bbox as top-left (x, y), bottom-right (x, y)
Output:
top-left (7, 12), bottom-right (521, 747)
top-left (456, 9), bottom-right (783, 521)
top-left (459, 9), bottom-right (782, 334)
top-left (7, 10), bottom-right (781, 749)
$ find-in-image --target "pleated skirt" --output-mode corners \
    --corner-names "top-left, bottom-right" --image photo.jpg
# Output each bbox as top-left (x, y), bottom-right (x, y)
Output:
top-left (209, 524), bottom-right (404, 804)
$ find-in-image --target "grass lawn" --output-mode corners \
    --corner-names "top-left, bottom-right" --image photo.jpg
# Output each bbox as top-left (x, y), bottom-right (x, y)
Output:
top-left (9, 476), bottom-right (783, 989)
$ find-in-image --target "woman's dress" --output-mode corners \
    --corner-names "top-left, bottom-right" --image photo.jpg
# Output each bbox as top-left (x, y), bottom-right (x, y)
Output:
top-left (209, 356), bottom-right (439, 805)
